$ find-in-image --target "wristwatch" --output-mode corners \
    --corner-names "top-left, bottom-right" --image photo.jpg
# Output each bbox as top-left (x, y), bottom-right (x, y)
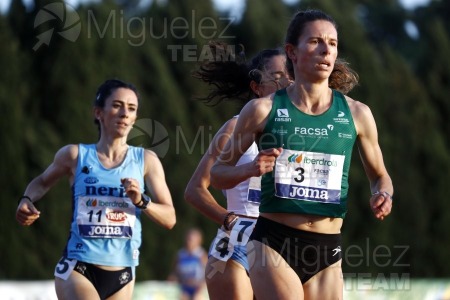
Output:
top-left (134, 194), bottom-right (151, 209)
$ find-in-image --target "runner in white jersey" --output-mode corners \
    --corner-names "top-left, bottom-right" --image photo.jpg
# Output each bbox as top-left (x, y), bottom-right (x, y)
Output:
top-left (16, 79), bottom-right (176, 300)
top-left (185, 44), bottom-right (290, 300)
top-left (186, 42), bottom-right (359, 300)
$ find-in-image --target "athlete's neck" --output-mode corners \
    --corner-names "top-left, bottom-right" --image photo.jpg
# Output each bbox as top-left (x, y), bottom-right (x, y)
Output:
top-left (95, 140), bottom-right (129, 166)
top-left (287, 84), bottom-right (332, 115)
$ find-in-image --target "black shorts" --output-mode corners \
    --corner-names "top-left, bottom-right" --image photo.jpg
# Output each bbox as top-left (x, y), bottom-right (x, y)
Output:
top-left (250, 216), bottom-right (342, 283)
top-left (74, 261), bottom-right (133, 299)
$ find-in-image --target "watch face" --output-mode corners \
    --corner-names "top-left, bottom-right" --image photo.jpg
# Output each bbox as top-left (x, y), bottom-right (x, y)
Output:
top-left (142, 194), bottom-right (151, 203)
top-left (135, 194), bottom-right (150, 209)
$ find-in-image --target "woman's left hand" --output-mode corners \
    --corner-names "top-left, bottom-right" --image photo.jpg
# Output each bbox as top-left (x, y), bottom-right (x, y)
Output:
top-left (370, 192), bottom-right (392, 220)
top-left (121, 178), bottom-right (141, 205)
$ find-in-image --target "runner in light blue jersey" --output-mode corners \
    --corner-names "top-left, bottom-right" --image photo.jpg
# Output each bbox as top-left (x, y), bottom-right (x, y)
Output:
top-left (16, 79), bottom-right (176, 300)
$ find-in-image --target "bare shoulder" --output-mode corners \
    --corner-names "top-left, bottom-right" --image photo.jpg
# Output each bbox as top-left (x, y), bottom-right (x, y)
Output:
top-left (143, 149), bottom-right (160, 163)
top-left (219, 117), bottom-right (238, 135)
top-left (143, 148), bottom-right (165, 171)
top-left (240, 96), bottom-right (273, 123)
top-left (345, 95), bottom-right (376, 136)
top-left (55, 144), bottom-right (79, 162)
top-left (345, 95), bottom-right (373, 121)
top-left (248, 96), bottom-right (274, 112)
top-left (48, 144), bottom-right (79, 177)
top-left (143, 149), bottom-right (168, 182)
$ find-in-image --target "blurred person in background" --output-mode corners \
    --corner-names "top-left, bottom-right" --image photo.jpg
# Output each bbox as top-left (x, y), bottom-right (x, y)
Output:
top-left (168, 228), bottom-right (208, 300)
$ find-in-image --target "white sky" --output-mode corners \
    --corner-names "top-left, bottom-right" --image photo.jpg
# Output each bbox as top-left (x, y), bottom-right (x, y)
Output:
top-left (0, 0), bottom-right (432, 14)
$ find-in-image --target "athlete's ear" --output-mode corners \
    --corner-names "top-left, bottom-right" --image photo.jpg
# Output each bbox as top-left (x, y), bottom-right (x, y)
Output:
top-left (285, 43), bottom-right (297, 64)
top-left (93, 107), bottom-right (102, 121)
top-left (250, 80), bottom-right (261, 97)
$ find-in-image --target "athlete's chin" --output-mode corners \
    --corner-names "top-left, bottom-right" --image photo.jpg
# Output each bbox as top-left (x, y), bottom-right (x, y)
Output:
top-left (315, 68), bottom-right (332, 76)
top-left (112, 131), bottom-right (129, 139)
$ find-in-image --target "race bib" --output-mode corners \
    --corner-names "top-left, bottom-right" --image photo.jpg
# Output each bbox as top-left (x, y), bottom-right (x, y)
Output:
top-left (247, 177), bottom-right (261, 203)
top-left (274, 149), bottom-right (345, 204)
top-left (54, 256), bottom-right (77, 280)
top-left (209, 217), bottom-right (257, 261)
top-left (229, 218), bottom-right (257, 246)
top-left (76, 196), bottom-right (137, 238)
top-left (209, 228), bottom-right (233, 261)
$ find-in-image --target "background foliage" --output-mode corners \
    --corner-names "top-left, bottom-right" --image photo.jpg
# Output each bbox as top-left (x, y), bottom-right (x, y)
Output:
top-left (0, 0), bottom-right (449, 280)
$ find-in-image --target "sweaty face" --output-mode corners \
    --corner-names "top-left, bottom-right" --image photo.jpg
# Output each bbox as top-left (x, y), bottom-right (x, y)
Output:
top-left (96, 88), bottom-right (138, 138)
top-left (290, 20), bottom-right (338, 82)
top-left (257, 55), bottom-right (292, 97)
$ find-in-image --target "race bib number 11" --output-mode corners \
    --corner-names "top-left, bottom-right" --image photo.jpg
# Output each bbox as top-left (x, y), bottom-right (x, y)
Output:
top-left (76, 196), bottom-right (136, 238)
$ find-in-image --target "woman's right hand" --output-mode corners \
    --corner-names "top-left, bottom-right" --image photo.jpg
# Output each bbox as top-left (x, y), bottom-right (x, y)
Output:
top-left (251, 147), bottom-right (283, 176)
top-left (16, 199), bottom-right (41, 226)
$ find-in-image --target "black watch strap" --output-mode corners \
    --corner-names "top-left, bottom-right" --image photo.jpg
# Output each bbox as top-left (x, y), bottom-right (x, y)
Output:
top-left (135, 194), bottom-right (151, 209)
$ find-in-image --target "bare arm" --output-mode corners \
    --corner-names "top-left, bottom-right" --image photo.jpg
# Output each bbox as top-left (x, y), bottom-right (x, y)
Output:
top-left (118, 150), bottom-right (175, 229)
top-left (140, 150), bottom-right (176, 229)
top-left (350, 98), bottom-right (393, 220)
top-left (185, 118), bottom-right (238, 225)
top-left (16, 144), bottom-right (78, 226)
top-left (210, 97), bottom-right (282, 189)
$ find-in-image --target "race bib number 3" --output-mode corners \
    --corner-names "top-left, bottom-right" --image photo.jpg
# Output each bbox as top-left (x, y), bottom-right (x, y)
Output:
top-left (274, 150), bottom-right (345, 204)
top-left (76, 196), bottom-right (136, 238)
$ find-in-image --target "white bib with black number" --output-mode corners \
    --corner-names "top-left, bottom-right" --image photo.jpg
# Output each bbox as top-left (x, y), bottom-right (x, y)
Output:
top-left (54, 256), bottom-right (77, 280)
top-left (274, 149), bottom-right (345, 204)
top-left (76, 196), bottom-right (136, 239)
top-left (209, 217), bottom-right (257, 261)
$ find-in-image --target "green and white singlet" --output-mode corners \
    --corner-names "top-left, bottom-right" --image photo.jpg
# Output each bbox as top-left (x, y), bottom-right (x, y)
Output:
top-left (258, 88), bottom-right (357, 218)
